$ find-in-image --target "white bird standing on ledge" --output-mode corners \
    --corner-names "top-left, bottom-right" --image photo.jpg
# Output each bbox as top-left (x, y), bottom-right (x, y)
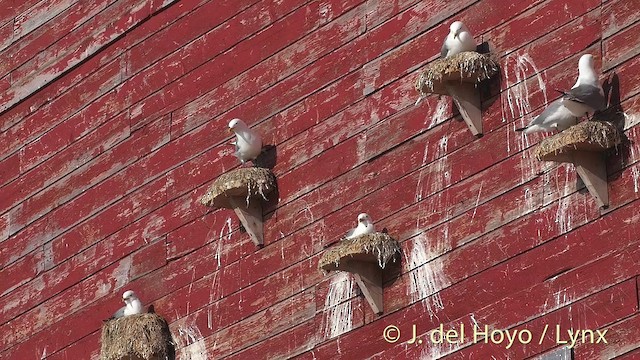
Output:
top-left (441, 21), bottom-right (476, 58)
top-left (112, 290), bottom-right (144, 318)
top-left (559, 54), bottom-right (606, 118)
top-left (229, 118), bottom-right (263, 165)
top-left (345, 213), bottom-right (375, 240)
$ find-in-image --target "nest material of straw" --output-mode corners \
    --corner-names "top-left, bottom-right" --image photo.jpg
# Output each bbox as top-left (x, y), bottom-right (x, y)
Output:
top-left (319, 233), bottom-right (401, 272)
top-left (101, 313), bottom-right (173, 360)
top-left (534, 121), bottom-right (621, 161)
top-left (200, 167), bottom-right (276, 209)
top-left (415, 51), bottom-right (500, 96)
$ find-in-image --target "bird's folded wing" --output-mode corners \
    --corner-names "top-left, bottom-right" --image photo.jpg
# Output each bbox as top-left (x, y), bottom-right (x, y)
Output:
top-left (562, 85), bottom-right (606, 110)
top-left (440, 40), bottom-right (449, 58)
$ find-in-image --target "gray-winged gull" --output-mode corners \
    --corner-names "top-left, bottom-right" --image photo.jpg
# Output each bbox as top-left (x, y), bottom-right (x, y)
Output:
top-left (112, 290), bottom-right (144, 319)
top-left (559, 54), bottom-right (606, 117)
top-left (229, 118), bottom-right (263, 165)
top-left (344, 213), bottom-right (375, 240)
top-left (441, 21), bottom-right (476, 58)
top-left (515, 100), bottom-right (579, 134)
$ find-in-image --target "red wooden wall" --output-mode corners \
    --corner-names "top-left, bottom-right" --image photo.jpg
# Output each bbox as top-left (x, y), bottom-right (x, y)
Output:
top-left (1, 0), bottom-right (639, 358)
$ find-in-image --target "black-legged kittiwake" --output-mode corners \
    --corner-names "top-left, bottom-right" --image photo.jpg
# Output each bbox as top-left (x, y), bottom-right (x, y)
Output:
top-left (112, 290), bottom-right (144, 319)
top-left (515, 100), bottom-right (579, 134)
top-left (558, 54), bottom-right (606, 118)
top-left (441, 21), bottom-right (476, 58)
top-left (344, 213), bottom-right (375, 240)
top-left (229, 118), bottom-right (263, 165)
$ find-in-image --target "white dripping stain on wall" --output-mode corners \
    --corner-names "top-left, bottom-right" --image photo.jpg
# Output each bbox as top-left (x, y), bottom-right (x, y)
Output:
top-left (415, 142), bottom-right (430, 204)
top-left (523, 186), bottom-right (536, 215)
top-left (503, 52), bottom-right (548, 159)
top-left (215, 217), bottom-right (232, 268)
top-left (322, 272), bottom-right (355, 339)
top-left (555, 165), bottom-right (574, 233)
top-left (429, 97), bottom-right (449, 128)
top-left (176, 324), bottom-right (209, 360)
top-left (631, 165), bottom-right (640, 193)
top-left (407, 234), bottom-right (450, 320)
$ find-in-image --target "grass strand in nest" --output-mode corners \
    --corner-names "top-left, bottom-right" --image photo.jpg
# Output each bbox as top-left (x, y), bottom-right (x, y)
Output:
top-left (319, 233), bottom-right (401, 272)
top-left (200, 167), bottom-right (276, 209)
top-left (415, 51), bottom-right (500, 96)
top-left (101, 313), bottom-right (173, 360)
top-left (534, 121), bottom-right (621, 161)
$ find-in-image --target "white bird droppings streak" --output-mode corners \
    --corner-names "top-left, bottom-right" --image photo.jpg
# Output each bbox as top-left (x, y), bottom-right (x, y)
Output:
top-left (415, 143), bottom-right (430, 203)
top-left (323, 273), bottom-right (355, 339)
top-left (407, 235), bottom-right (450, 320)
top-left (215, 217), bottom-right (232, 268)
top-left (429, 97), bottom-right (449, 128)
top-left (504, 52), bottom-right (547, 141)
top-left (176, 325), bottom-right (208, 360)
top-left (631, 165), bottom-right (640, 193)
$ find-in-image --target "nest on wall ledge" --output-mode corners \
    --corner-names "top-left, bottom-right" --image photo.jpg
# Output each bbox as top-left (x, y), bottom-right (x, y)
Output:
top-left (200, 167), bottom-right (276, 209)
top-left (534, 121), bottom-right (621, 161)
top-left (415, 51), bottom-right (500, 96)
top-left (319, 233), bottom-right (401, 272)
top-left (100, 313), bottom-right (174, 360)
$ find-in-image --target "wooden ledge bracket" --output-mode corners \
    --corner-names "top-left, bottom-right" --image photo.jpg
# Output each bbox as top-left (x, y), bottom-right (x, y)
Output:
top-left (229, 196), bottom-right (264, 246)
top-left (415, 51), bottom-right (500, 137)
top-left (318, 233), bottom-right (401, 314)
top-left (534, 121), bottom-right (621, 208)
top-left (445, 82), bottom-right (482, 136)
top-left (200, 167), bottom-right (277, 247)
top-left (346, 261), bottom-right (383, 314)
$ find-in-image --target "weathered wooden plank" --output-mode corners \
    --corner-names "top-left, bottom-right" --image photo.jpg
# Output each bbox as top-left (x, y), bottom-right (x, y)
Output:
top-left (168, 0), bottom-right (367, 138)
top-left (0, 152), bottom-right (19, 188)
top-left (0, 116), bottom-right (170, 267)
top-left (0, 112), bottom-right (130, 220)
top-left (0, 0), bottom-right (173, 114)
top-left (604, 19), bottom-right (640, 71)
top-left (574, 303), bottom-right (640, 358)
top-left (445, 280), bottom-right (637, 359)
top-left (126, 0), bottom-right (261, 76)
top-left (0, 55), bottom-right (125, 163)
top-left (306, 196), bottom-right (640, 359)
top-left (128, 0), bottom-right (363, 128)
top-left (12, 0), bottom-right (78, 41)
top-left (0, 177), bottom-right (169, 324)
top-left (0, 0), bottom-right (111, 76)
top-left (180, 289), bottom-right (316, 359)
top-left (0, 0), bottom-right (213, 136)
top-left (385, 234), bottom-right (640, 358)
top-left (602, 0), bottom-right (640, 39)
top-left (0, 246), bottom-right (154, 353)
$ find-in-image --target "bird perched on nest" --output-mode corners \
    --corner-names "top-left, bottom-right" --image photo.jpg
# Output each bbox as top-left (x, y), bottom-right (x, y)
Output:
top-left (516, 54), bottom-right (605, 134)
top-left (344, 213), bottom-right (375, 240)
top-left (515, 100), bottom-right (579, 134)
top-left (111, 290), bottom-right (144, 319)
top-left (228, 118), bottom-right (263, 165)
top-left (558, 54), bottom-right (606, 118)
top-left (441, 21), bottom-right (476, 58)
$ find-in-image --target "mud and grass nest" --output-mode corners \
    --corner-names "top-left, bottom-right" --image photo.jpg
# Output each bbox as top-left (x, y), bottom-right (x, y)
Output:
top-left (101, 313), bottom-right (173, 360)
top-left (415, 52), bottom-right (500, 96)
top-left (534, 121), bottom-right (621, 161)
top-left (200, 167), bottom-right (276, 209)
top-left (319, 233), bottom-right (401, 272)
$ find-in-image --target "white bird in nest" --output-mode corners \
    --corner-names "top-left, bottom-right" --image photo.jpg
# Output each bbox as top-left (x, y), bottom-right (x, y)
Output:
top-left (558, 54), bottom-right (606, 118)
top-left (515, 100), bottom-right (579, 134)
top-left (441, 21), bottom-right (476, 58)
top-left (111, 290), bottom-right (144, 319)
top-left (516, 54), bottom-right (605, 134)
top-left (229, 118), bottom-right (263, 165)
top-left (344, 213), bottom-right (375, 240)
